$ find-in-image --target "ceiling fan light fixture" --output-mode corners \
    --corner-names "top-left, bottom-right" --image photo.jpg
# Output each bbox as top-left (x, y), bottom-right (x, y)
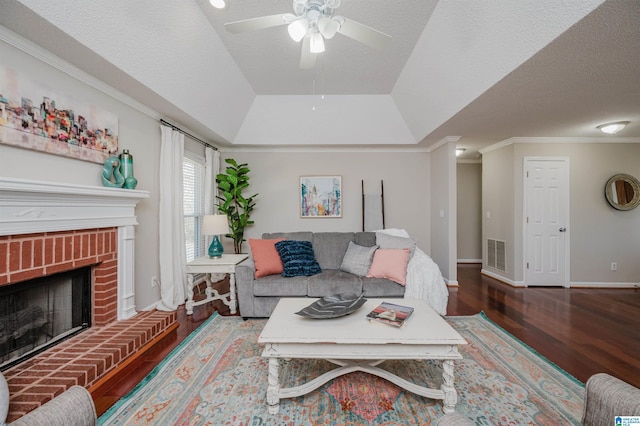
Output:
top-left (209, 0), bottom-right (226, 9)
top-left (288, 19), bottom-right (308, 42)
top-left (310, 32), bottom-right (325, 53)
top-left (597, 121), bottom-right (629, 135)
top-left (317, 17), bottom-right (340, 39)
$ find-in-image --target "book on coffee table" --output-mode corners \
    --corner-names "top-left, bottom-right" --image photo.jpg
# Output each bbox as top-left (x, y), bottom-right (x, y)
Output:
top-left (366, 302), bottom-right (415, 327)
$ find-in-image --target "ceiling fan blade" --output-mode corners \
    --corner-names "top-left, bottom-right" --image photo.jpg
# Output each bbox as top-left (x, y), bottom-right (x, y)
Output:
top-left (337, 17), bottom-right (392, 49)
top-left (300, 37), bottom-right (317, 70)
top-left (225, 13), bottom-right (293, 34)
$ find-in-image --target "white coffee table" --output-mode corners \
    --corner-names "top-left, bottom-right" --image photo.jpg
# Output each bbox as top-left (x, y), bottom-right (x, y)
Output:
top-left (258, 298), bottom-right (467, 414)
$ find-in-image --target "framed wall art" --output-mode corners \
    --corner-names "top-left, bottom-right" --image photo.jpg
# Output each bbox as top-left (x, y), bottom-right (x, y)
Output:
top-left (0, 64), bottom-right (118, 164)
top-left (300, 175), bottom-right (342, 218)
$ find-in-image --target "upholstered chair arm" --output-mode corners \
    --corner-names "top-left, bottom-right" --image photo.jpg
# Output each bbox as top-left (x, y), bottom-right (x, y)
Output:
top-left (9, 385), bottom-right (96, 426)
top-left (581, 373), bottom-right (640, 425)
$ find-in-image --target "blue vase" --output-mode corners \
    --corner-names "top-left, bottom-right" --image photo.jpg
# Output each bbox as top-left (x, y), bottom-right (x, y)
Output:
top-left (208, 235), bottom-right (224, 258)
top-left (119, 149), bottom-right (138, 189)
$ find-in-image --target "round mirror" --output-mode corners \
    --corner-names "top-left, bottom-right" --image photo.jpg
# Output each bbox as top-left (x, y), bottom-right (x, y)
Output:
top-left (605, 174), bottom-right (640, 211)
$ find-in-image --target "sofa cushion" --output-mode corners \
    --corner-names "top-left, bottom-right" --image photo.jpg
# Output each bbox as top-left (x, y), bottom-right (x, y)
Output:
top-left (249, 238), bottom-right (285, 278)
top-left (307, 270), bottom-right (363, 297)
top-left (376, 233), bottom-right (417, 258)
top-left (354, 231), bottom-right (377, 247)
top-left (340, 241), bottom-right (378, 276)
top-left (361, 277), bottom-right (406, 297)
top-left (312, 232), bottom-right (355, 269)
top-left (253, 275), bottom-right (309, 297)
top-left (263, 231), bottom-right (313, 242)
top-left (367, 248), bottom-right (410, 285)
top-left (275, 240), bottom-right (322, 277)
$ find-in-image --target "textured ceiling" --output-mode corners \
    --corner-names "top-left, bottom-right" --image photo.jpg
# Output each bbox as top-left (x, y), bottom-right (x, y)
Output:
top-left (0, 0), bottom-right (638, 158)
top-left (195, 0), bottom-right (437, 95)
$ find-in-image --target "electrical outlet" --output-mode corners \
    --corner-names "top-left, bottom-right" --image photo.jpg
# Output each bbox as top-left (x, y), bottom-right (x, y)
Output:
top-left (151, 276), bottom-right (159, 288)
top-left (611, 262), bottom-right (617, 271)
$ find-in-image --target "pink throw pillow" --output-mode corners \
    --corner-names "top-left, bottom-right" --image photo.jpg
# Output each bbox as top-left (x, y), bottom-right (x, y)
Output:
top-left (249, 238), bottom-right (285, 278)
top-left (366, 248), bottom-right (410, 286)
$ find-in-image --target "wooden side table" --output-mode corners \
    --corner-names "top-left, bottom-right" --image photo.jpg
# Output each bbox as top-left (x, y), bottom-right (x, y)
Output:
top-left (185, 254), bottom-right (248, 315)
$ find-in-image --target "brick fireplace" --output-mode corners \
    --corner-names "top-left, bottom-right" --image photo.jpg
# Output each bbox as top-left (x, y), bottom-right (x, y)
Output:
top-left (0, 177), bottom-right (177, 422)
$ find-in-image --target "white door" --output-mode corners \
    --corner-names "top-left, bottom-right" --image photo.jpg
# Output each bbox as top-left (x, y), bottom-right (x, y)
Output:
top-left (524, 159), bottom-right (569, 287)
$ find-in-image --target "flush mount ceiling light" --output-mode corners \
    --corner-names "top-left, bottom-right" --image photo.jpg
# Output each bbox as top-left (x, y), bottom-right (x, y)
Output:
top-left (456, 148), bottom-right (466, 157)
top-left (597, 121), bottom-right (630, 135)
top-left (209, 0), bottom-right (226, 9)
top-left (224, 0), bottom-right (392, 69)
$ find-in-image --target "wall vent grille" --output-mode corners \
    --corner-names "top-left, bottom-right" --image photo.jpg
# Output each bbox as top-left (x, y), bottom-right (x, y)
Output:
top-left (487, 239), bottom-right (506, 272)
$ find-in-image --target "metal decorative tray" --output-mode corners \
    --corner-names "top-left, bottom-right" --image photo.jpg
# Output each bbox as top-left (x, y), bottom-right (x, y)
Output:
top-left (295, 292), bottom-right (367, 319)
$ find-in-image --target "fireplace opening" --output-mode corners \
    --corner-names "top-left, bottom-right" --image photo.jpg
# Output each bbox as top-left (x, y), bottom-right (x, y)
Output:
top-left (0, 266), bottom-right (91, 370)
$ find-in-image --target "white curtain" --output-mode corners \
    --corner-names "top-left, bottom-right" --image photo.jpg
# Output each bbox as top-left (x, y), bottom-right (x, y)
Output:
top-left (157, 125), bottom-right (187, 311)
top-left (203, 148), bottom-right (220, 248)
top-left (204, 148), bottom-right (225, 281)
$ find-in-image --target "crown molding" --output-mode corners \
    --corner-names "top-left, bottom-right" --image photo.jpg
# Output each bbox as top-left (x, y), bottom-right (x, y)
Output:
top-left (480, 136), bottom-right (640, 155)
top-left (219, 145), bottom-right (430, 153)
top-left (426, 136), bottom-right (461, 153)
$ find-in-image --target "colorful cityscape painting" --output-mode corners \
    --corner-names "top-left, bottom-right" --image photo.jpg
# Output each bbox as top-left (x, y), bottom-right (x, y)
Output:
top-left (300, 176), bottom-right (342, 218)
top-left (0, 65), bottom-right (118, 163)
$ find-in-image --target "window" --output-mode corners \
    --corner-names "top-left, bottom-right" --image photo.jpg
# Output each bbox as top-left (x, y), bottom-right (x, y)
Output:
top-left (183, 152), bottom-right (206, 262)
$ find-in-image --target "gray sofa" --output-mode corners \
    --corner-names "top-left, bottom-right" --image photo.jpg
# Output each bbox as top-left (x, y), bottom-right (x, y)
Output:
top-left (436, 373), bottom-right (640, 425)
top-left (236, 231), bottom-right (406, 318)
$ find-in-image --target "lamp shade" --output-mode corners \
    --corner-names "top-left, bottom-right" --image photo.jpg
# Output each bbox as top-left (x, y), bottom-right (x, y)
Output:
top-left (318, 17), bottom-right (340, 39)
top-left (310, 32), bottom-right (325, 53)
top-left (288, 19), bottom-right (308, 42)
top-left (202, 214), bottom-right (230, 235)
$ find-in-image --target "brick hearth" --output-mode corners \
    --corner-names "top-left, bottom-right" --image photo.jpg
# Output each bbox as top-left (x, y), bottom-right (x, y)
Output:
top-left (1, 228), bottom-right (177, 422)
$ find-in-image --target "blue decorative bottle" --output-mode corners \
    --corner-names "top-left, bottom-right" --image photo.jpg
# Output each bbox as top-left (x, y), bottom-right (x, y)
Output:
top-left (119, 149), bottom-right (138, 189)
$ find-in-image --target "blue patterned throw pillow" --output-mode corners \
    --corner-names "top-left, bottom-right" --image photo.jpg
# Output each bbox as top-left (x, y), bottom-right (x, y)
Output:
top-left (275, 240), bottom-right (322, 277)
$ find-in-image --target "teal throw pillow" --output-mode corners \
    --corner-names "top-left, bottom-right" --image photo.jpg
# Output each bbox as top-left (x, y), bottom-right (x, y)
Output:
top-left (275, 240), bottom-right (322, 277)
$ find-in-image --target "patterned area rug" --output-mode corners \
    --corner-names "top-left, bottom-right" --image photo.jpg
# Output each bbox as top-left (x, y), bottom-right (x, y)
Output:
top-left (99, 312), bottom-right (584, 425)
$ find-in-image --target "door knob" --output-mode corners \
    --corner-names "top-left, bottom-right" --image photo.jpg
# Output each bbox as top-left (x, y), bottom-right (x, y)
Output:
top-left (559, 227), bottom-right (567, 232)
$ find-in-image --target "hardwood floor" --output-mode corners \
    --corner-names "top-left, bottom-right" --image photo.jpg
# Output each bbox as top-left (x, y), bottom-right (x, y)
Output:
top-left (93, 264), bottom-right (640, 416)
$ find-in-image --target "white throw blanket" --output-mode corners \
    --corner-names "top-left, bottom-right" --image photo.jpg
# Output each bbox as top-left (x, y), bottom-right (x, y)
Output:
top-left (376, 229), bottom-right (449, 316)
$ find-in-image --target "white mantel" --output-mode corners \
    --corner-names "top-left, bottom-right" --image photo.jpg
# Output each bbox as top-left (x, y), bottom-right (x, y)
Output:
top-left (0, 177), bottom-right (150, 320)
top-left (0, 177), bottom-right (149, 236)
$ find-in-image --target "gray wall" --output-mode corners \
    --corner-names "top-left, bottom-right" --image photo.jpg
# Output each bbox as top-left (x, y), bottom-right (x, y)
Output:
top-left (429, 141), bottom-right (457, 283)
top-left (457, 162), bottom-right (482, 262)
top-left (0, 37), bottom-right (163, 310)
top-left (483, 142), bottom-right (640, 286)
top-left (219, 150), bottom-right (433, 254)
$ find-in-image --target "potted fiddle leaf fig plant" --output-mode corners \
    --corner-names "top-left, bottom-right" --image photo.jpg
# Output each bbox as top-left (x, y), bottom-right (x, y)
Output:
top-left (216, 158), bottom-right (258, 254)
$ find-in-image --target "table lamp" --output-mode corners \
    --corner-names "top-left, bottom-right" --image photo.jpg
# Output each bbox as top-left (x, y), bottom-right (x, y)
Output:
top-left (202, 214), bottom-right (230, 258)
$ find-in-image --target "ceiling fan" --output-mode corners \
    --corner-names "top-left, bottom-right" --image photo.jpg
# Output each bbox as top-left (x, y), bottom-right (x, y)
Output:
top-left (224, 0), bottom-right (392, 69)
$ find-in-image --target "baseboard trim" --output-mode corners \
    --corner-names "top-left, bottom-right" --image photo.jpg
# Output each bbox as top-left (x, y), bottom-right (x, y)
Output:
top-left (570, 281), bottom-right (640, 288)
top-left (481, 269), bottom-right (526, 287)
top-left (457, 259), bottom-right (482, 264)
top-left (445, 279), bottom-right (459, 287)
top-left (478, 272), bottom-right (639, 289)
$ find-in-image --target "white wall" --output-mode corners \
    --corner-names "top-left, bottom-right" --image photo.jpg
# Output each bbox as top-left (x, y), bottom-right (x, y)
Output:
top-left (0, 36), bottom-right (163, 310)
top-left (219, 150), bottom-right (433, 255)
top-left (457, 162), bottom-right (482, 262)
top-left (483, 141), bottom-right (640, 286)
top-left (429, 141), bottom-right (457, 283)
